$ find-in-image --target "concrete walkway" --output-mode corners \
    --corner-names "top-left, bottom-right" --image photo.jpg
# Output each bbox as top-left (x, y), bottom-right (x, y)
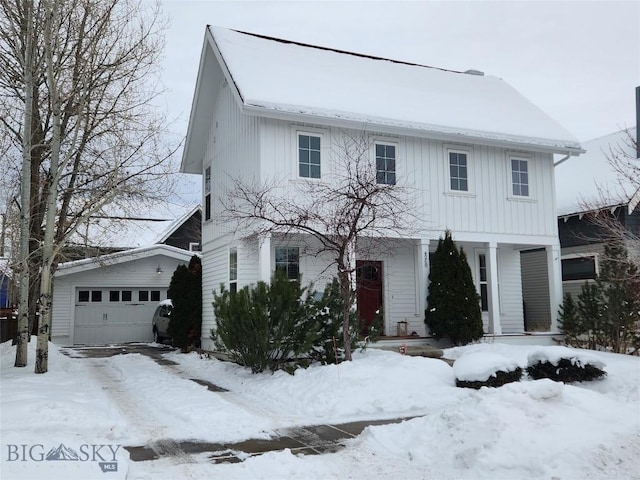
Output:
top-left (125, 416), bottom-right (416, 464)
top-left (63, 343), bottom-right (420, 465)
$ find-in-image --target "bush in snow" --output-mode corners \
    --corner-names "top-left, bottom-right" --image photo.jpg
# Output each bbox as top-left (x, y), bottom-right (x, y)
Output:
top-left (558, 242), bottom-right (640, 354)
top-left (453, 352), bottom-right (522, 389)
top-left (307, 277), bottom-right (359, 365)
top-left (526, 346), bottom-right (606, 383)
top-left (167, 255), bottom-right (202, 351)
top-left (211, 271), bottom-right (322, 374)
top-left (425, 230), bottom-right (483, 345)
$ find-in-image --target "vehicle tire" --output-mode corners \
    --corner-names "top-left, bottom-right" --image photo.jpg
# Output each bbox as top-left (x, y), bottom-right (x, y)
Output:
top-left (153, 329), bottom-right (160, 344)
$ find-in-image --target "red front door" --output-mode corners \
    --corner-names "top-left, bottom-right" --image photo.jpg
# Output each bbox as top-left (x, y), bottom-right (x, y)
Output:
top-left (356, 261), bottom-right (383, 334)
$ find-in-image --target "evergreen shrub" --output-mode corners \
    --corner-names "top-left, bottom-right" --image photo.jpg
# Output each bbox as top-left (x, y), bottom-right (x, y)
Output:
top-left (211, 272), bottom-right (322, 373)
top-left (456, 368), bottom-right (523, 389)
top-left (526, 358), bottom-right (606, 383)
top-left (425, 230), bottom-right (483, 345)
top-left (167, 255), bottom-right (202, 351)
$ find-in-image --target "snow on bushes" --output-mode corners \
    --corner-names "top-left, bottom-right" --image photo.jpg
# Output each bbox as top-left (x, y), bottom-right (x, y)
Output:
top-left (526, 346), bottom-right (607, 383)
top-left (453, 352), bottom-right (523, 389)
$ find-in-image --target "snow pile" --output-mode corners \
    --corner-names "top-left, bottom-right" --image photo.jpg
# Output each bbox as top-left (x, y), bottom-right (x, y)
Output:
top-left (453, 351), bottom-right (520, 381)
top-left (2, 340), bottom-right (639, 479)
top-left (528, 345), bottom-right (606, 369)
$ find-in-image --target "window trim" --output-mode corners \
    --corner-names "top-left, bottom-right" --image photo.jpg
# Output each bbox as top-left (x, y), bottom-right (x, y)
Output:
top-left (561, 253), bottom-right (599, 282)
top-left (204, 165), bottom-right (212, 221)
top-left (475, 249), bottom-right (502, 314)
top-left (273, 245), bottom-right (301, 280)
top-left (444, 144), bottom-right (475, 196)
top-left (506, 152), bottom-right (534, 200)
top-left (292, 126), bottom-right (327, 181)
top-left (374, 140), bottom-right (398, 186)
top-left (229, 247), bottom-right (238, 293)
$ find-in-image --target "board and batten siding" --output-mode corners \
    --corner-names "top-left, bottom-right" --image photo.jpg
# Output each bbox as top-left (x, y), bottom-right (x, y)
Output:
top-left (255, 120), bottom-right (558, 241)
top-left (203, 80), bottom-right (260, 247)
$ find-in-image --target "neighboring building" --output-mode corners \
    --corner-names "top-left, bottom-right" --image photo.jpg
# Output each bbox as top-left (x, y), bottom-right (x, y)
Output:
top-left (521, 126), bottom-right (638, 328)
top-left (181, 27), bottom-right (583, 349)
top-left (556, 127), bottom-right (639, 298)
top-left (0, 258), bottom-right (12, 309)
top-left (51, 245), bottom-right (193, 345)
top-left (63, 204), bottom-right (201, 261)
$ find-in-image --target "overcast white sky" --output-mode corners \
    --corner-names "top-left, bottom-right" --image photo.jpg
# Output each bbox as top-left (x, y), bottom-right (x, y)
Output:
top-left (160, 0), bottom-right (639, 146)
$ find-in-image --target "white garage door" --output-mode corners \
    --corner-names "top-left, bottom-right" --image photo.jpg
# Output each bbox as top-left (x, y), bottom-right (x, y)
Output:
top-left (74, 288), bottom-right (167, 345)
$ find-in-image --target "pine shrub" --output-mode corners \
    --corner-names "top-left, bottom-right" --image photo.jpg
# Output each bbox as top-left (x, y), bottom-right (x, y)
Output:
top-left (211, 272), bottom-right (322, 373)
top-left (425, 230), bottom-right (483, 345)
top-left (167, 255), bottom-right (202, 351)
top-left (558, 243), bottom-right (640, 354)
top-left (527, 358), bottom-right (606, 383)
top-left (456, 368), bottom-right (523, 389)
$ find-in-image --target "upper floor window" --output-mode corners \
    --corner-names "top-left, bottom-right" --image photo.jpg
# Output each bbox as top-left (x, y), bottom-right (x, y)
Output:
top-left (511, 158), bottom-right (529, 197)
top-left (275, 246), bottom-right (299, 280)
top-left (298, 134), bottom-right (321, 179)
top-left (229, 247), bottom-right (238, 293)
top-left (204, 166), bottom-right (212, 220)
top-left (449, 151), bottom-right (468, 191)
top-left (375, 143), bottom-right (396, 185)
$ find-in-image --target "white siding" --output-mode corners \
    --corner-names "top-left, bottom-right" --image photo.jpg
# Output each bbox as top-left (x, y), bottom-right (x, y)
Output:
top-left (52, 255), bottom-right (188, 345)
top-left (254, 121), bottom-right (559, 242)
top-left (498, 247), bottom-right (524, 333)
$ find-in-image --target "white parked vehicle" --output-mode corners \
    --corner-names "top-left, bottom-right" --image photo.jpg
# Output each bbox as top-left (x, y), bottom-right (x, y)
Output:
top-left (152, 299), bottom-right (172, 344)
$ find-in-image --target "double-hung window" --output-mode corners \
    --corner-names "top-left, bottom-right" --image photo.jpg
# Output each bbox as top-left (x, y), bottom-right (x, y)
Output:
top-left (449, 151), bottom-right (468, 191)
top-left (204, 166), bottom-right (212, 220)
top-left (298, 134), bottom-right (321, 179)
top-left (375, 143), bottom-right (396, 185)
top-left (229, 247), bottom-right (238, 293)
top-left (510, 157), bottom-right (529, 197)
top-left (275, 246), bottom-right (299, 280)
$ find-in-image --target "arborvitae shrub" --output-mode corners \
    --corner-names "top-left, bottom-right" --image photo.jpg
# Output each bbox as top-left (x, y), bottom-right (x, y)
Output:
top-left (167, 255), bottom-right (202, 351)
top-left (212, 272), bottom-right (322, 373)
top-left (456, 368), bottom-right (523, 389)
top-left (527, 358), bottom-right (606, 383)
top-left (425, 230), bottom-right (483, 345)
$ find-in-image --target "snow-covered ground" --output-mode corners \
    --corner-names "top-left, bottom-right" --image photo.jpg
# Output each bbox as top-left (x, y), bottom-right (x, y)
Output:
top-left (1, 339), bottom-right (638, 479)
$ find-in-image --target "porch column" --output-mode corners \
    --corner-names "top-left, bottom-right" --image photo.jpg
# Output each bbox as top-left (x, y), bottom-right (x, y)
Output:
top-left (546, 243), bottom-right (562, 332)
top-left (417, 239), bottom-right (429, 328)
top-left (486, 242), bottom-right (501, 335)
top-left (258, 234), bottom-right (271, 283)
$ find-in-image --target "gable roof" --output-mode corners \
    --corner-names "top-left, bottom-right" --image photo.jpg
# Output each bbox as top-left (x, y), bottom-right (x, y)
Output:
top-left (156, 205), bottom-right (201, 245)
top-left (54, 244), bottom-right (195, 277)
top-left (182, 26), bottom-right (582, 173)
top-left (555, 127), bottom-right (638, 217)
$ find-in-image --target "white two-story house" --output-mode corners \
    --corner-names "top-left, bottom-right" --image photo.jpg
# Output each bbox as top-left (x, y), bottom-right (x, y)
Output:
top-left (181, 27), bottom-right (583, 349)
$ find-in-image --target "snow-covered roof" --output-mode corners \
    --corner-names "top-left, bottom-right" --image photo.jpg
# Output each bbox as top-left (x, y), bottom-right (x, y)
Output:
top-left (54, 244), bottom-right (195, 277)
top-left (68, 203), bottom-right (199, 250)
top-left (555, 127), bottom-right (638, 216)
top-left (184, 26), bottom-right (581, 170)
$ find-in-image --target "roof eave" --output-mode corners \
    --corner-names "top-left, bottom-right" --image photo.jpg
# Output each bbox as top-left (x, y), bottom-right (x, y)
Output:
top-left (241, 103), bottom-right (583, 156)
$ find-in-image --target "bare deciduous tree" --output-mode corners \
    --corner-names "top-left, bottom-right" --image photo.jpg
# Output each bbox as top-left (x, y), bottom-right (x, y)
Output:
top-left (0, 0), bottom-right (180, 372)
top-left (578, 129), bottom-right (640, 277)
top-left (222, 132), bottom-right (420, 361)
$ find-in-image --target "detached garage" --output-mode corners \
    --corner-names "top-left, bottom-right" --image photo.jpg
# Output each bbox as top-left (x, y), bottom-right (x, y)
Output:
top-left (51, 245), bottom-right (194, 345)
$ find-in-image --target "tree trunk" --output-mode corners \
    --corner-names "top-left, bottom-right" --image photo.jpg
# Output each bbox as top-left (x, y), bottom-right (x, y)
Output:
top-left (14, 0), bottom-right (35, 368)
top-left (35, 0), bottom-right (62, 374)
